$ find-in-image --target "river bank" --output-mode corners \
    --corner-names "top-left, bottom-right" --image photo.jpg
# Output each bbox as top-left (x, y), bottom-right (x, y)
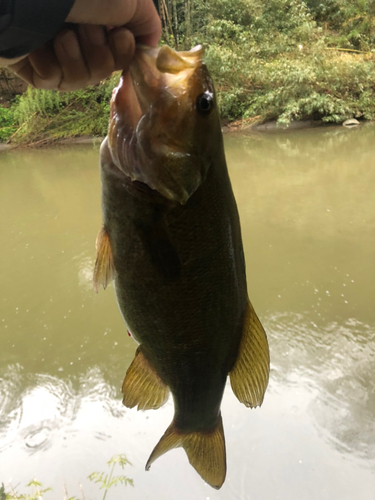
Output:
top-left (1, 46), bottom-right (374, 147)
top-left (0, 116), bottom-right (365, 151)
top-left (1, 0), bottom-right (374, 146)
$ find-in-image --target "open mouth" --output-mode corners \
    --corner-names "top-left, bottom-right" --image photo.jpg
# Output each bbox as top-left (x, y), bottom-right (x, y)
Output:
top-left (131, 45), bottom-right (205, 115)
top-left (106, 45), bottom-right (206, 204)
top-left (109, 45), bottom-right (205, 132)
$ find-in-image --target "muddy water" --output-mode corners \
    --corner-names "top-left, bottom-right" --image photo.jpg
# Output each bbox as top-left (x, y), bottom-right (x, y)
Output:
top-left (0, 125), bottom-right (374, 499)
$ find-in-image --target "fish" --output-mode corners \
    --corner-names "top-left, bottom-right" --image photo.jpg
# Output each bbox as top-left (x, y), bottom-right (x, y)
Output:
top-left (93, 44), bottom-right (270, 489)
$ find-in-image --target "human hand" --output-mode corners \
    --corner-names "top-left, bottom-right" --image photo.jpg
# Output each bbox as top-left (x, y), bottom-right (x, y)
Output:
top-left (66, 0), bottom-right (161, 46)
top-left (3, 26), bottom-right (136, 91)
top-left (0, 0), bottom-right (161, 91)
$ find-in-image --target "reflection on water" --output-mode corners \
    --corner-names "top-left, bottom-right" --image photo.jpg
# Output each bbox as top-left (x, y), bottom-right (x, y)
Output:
top-left (267, 313), bottom-right (375, 462)
top-left (0, 366), bottom-right (125, 457)
top-left (0, 127), bottom-right (375, 499)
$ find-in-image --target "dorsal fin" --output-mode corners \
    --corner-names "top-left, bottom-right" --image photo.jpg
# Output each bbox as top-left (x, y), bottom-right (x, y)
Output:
top-left (230, 298), bottom-right (270, 408)
top-left (122, 347), bottom-right (169, 410)
top-left (93, 226), bottom-right (116, 292)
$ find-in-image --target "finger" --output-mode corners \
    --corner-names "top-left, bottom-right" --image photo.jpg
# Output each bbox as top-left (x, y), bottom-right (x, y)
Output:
top-left (0, 55), bottom-right (27, 66)
top-left (28, 44), bottom-right (63, 90)
top-left (126, 0), bottom-right (162, 47)
top-left (8, 57), bottom-right (35, 86)
top-left (78, 25), bottom-right (115, 85)
top-left (66, 0), bottom-right (161, 47)
top-left (107, 28), bottom-right (135, 72)
top-left (9, 45), bottom-right (62, 90)
top-left (53, 29), bottom-right (90, 91)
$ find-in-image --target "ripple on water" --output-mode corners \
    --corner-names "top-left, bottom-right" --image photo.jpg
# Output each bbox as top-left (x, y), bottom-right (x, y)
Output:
top-left (0, 364), bottom-right (25, 452)
top-left (75, 254), bottom-right (95, 291)
top-left (265, 312), bottom-right (375, 463)
top-left (23, 425), bottom-right (52, 452)
top-left (0, 366), bottom-right (126, 456)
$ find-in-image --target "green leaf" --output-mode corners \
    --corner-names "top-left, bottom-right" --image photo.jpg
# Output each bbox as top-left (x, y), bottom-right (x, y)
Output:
top-left (107, 455), bottom-right (132, 468)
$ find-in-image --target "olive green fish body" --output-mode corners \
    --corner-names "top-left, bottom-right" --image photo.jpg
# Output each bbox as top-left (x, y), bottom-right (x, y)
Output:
top-left (94, 45), bottom-right (270, 489)
top-left (100, 135), bottom-right (246, 432)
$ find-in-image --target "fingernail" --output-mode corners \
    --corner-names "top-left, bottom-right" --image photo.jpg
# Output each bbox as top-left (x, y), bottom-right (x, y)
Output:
top-left (57, 30), bottom-right (81, 59)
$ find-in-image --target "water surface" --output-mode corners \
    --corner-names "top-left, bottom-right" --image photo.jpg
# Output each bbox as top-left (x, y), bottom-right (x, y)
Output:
top-left (0, 125), bottom-right (374, 499)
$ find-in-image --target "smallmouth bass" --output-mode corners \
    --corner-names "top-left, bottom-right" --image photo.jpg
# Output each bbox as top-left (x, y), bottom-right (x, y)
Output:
top-left (93, 44), bottom-right (270, 489)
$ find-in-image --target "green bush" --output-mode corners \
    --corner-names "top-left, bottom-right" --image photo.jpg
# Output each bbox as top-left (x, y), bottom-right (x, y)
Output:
top-left (196, 0), bottom-right (375, 124)
top-left (203, 0), bottom-right (260, 27)
top-left (0, 106), bottom-right (16, 141)
top-left (307, 0), bottom-right (375, 50)
top-left (207, 45), bottom-right (375, 123)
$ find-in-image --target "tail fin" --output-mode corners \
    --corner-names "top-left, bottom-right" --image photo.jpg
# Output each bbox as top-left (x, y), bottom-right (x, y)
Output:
top-left (145, 415), bottom-right (226, 489)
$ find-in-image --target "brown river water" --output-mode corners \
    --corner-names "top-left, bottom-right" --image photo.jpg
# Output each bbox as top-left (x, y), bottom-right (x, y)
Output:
top-left (0, 125), bottom-right (374, 499)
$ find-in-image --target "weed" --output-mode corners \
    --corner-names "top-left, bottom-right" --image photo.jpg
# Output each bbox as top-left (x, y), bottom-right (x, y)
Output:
top-left (1, 454), bottom-right (132, 500)
top-left (88, 454), bottom-right (134, 499)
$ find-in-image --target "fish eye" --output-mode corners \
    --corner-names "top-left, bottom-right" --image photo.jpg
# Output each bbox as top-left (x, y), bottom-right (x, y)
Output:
top-left (196, 92), bottom-right (214, 115)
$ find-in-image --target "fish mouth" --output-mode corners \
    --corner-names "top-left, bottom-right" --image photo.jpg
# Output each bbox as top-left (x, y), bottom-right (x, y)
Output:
top-left (107, 45), bottom-right (207, 204)
top-left (131, 44), bottom-right (205, 115)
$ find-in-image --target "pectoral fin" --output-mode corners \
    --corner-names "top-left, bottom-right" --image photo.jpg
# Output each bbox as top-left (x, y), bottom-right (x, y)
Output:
top-left (93, 226), bottom-right (116, 292)
top-left (146, 415), bottom-right (226, 490)
top-left (230, 299), bottom-right (270, 408)
top-left (122, 347), bottom-right (169, 410)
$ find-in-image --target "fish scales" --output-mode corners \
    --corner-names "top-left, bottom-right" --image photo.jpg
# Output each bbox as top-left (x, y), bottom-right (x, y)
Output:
top-left (101, 146), bottom-right (245, 428)
top-left (94, 44), bottom-right (270, 489)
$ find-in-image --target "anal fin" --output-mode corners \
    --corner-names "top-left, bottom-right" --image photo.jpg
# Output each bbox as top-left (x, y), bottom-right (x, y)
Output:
top-left (122, 347), bottom-right (169, 410)
top-left (93, 226), bottom-right (116, 292)
top-left (230, 298), bottom-right (270, 408)
top-left (146, 415), bottom-right (226, 490)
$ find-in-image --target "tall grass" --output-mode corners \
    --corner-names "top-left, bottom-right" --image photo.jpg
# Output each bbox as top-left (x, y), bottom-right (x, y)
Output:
top-left (7, 73), bottom-right (120, 145)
